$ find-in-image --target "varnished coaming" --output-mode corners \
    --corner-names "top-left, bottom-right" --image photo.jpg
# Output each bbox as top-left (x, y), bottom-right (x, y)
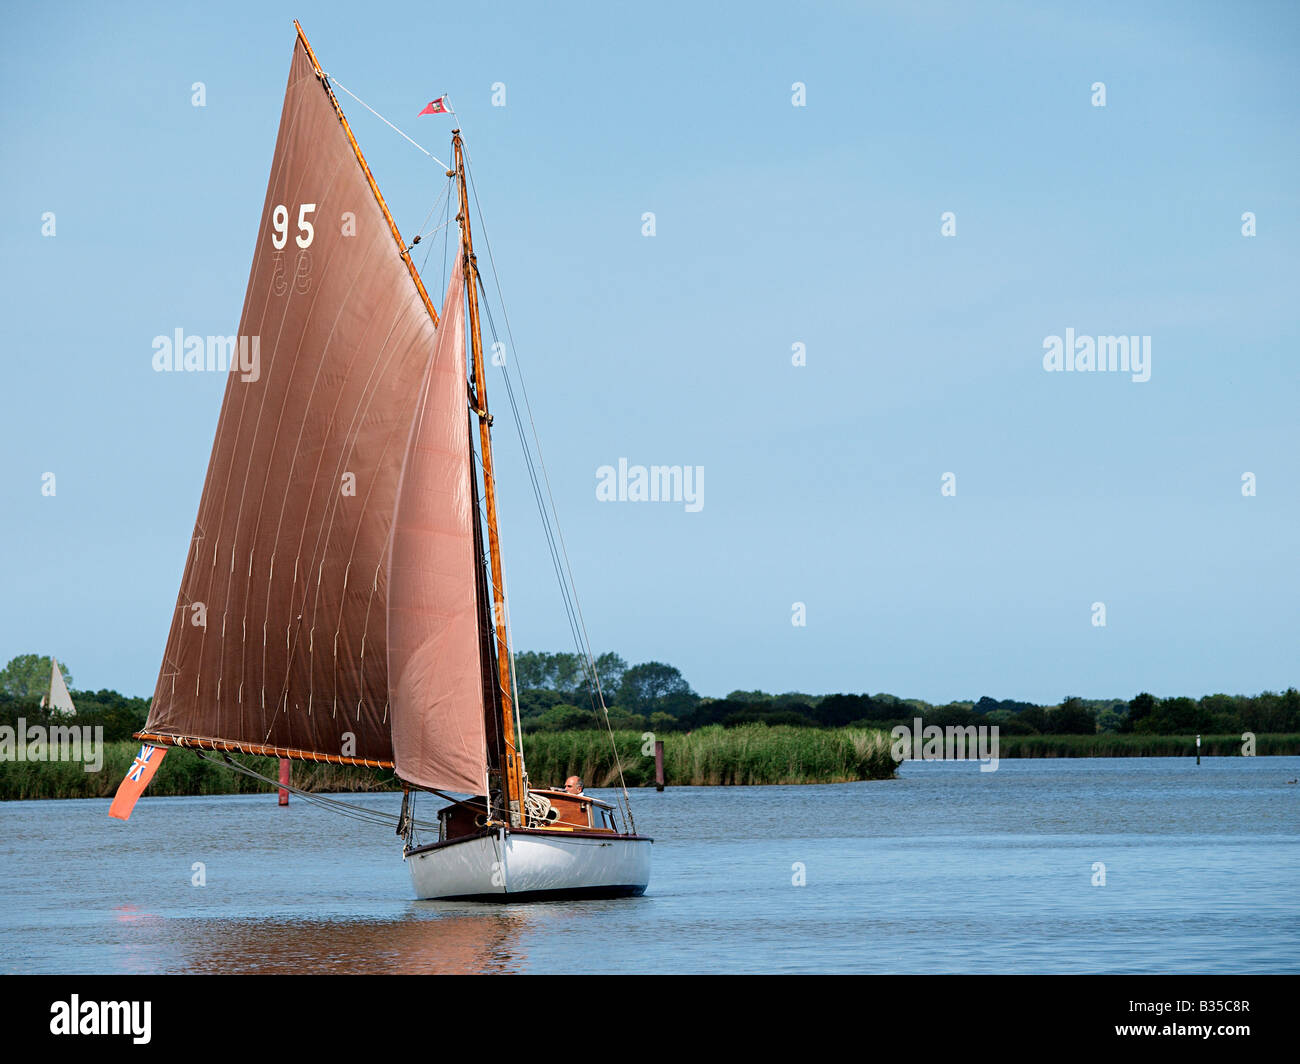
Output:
top-left (429, 790), bottom-right (639, 847)
top-left (528, 788), bottom-right (615, 831)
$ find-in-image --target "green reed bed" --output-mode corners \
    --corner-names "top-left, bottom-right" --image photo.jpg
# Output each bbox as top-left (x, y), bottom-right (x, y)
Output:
top-left (16, 727), bottom-right (1292, 801)
top-left (522, 725), bottom-right (898, 788)
top-left (999, 733), bottom-right (1300, 757)
top-left (1, 726), bottom-right (897, 800)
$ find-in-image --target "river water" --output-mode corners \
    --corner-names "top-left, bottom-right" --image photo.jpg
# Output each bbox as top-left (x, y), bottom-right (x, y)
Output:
top-left (1, 757), bottom-right (1296, 973)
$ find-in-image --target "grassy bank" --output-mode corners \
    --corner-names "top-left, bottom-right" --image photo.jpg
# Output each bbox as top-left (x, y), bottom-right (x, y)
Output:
top-left (6, 728), bottom-right (1294, 800)
top-left (998, 733), bottom-right (1300, 757)
top-left (0, 725), bottom-right (898, 800)
top-left (524, 725), bottom-right (898, 787)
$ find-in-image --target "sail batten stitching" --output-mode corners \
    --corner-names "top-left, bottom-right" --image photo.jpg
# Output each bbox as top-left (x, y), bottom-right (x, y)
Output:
top-left (303, 306), bottom-right (421, 747)
top-left (253, 151), bottom-right (376, 746)
top-left (307, 312), bottom-right (423, 723)
top-left (247, 145), bottom-right (351, 756)
top-left (209, 63), bottom-right (329, 750)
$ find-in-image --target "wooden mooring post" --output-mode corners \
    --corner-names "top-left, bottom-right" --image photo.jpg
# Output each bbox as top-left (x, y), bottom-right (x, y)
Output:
top-left (654, 740), bottom-right (665, 791)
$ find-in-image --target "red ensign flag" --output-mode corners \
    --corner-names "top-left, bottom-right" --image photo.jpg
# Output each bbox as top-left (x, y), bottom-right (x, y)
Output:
top-left (109, 744), bottom-right (167, 821)
top-left (419, 96), bottom-right (449, 115)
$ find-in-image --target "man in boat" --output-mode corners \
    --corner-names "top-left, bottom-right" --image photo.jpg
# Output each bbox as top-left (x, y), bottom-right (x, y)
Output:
top-left (564, 775), bottom-right (583, 795)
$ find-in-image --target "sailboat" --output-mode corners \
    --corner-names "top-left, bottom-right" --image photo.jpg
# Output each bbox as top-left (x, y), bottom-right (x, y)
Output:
top-left (41, 658), bottom-right (76, 717)
top-left (127, 22), bottom-right (651, 900)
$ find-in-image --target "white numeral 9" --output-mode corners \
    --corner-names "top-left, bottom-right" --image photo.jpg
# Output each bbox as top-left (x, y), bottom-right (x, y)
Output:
top-left (271, 204), bottom-right (289, 249)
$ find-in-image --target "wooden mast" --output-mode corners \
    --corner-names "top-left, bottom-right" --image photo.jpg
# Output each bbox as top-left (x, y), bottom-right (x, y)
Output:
top-left (453, 130), bottom-right (526, 826)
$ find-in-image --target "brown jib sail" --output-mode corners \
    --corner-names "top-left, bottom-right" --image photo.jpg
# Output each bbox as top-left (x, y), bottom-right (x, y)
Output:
top-left (141, 32), bottom-right (489, 793)
top-left (387, 256), bottom-right (489, 795)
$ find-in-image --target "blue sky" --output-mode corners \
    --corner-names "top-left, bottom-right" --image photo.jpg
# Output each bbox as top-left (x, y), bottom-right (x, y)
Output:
top-left (1, 0), bottom-right (1296, 704)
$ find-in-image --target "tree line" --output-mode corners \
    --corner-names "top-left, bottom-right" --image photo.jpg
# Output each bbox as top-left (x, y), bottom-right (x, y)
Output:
top-left (0, 654), bottom-right (152, 740)
top-left (511, 651), bottom-right (1300, 737)
top-left (3, 651), bottom-right (1297, 741)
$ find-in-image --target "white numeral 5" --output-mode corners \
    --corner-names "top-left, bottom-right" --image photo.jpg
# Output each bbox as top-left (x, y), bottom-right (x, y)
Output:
top-left (295, 203), bottom-right (316, 248)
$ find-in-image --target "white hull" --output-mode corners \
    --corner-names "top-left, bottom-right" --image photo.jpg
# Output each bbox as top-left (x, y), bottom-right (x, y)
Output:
top-left (406, 829), bottom-right (652, 901)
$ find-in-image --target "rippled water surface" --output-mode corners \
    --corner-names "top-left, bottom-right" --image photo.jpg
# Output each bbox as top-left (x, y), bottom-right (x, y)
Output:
top-left (2, 757), bottom-right (1296, 973)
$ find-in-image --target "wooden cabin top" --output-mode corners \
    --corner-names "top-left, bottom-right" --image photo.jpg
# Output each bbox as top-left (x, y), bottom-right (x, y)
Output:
top-left (437, 788), bottom-right (619, 841)
top-left (524, 788), bottom-right (619, 832)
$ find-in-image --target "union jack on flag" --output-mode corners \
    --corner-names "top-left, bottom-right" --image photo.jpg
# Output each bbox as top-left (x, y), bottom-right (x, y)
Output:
top-left (128, 745), bottom-right (156, 782)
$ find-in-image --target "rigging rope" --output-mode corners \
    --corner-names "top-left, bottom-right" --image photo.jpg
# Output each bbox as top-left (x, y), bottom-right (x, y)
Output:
top-left (194, 752), bottom-right (516, 839)
top-left (325, 74), bottom-right (450, 170)
top-left (420, 178), bottom-right (453, 294)
top-left (410, 178), bottom-right (453, 249)
top-left (194, 750), bottom-right (445, 831)
top-left (462, 154), bottom-right (637, 834)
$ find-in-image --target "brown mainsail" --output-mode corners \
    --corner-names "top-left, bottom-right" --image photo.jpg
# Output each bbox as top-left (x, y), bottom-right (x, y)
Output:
top-left (140, 34), bottom-right (448, 769)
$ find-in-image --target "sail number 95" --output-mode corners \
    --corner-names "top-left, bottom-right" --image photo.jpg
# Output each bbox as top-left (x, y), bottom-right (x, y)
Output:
top-left (271, 203), bottom-right (317, 249)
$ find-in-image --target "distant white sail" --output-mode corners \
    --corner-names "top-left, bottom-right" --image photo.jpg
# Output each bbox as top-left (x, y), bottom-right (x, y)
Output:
top-left (49, 659), bottom-right (75, 717)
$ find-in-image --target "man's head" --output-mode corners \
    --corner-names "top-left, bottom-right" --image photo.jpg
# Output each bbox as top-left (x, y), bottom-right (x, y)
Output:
top-left (564, 775), bottom-right (583, 795)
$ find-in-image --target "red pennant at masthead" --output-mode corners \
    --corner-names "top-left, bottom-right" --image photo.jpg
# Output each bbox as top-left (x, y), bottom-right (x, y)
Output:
top-left (419, 96), bottom-right (449, 116)
top-left (108, 743), bottom-right (167, 821)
